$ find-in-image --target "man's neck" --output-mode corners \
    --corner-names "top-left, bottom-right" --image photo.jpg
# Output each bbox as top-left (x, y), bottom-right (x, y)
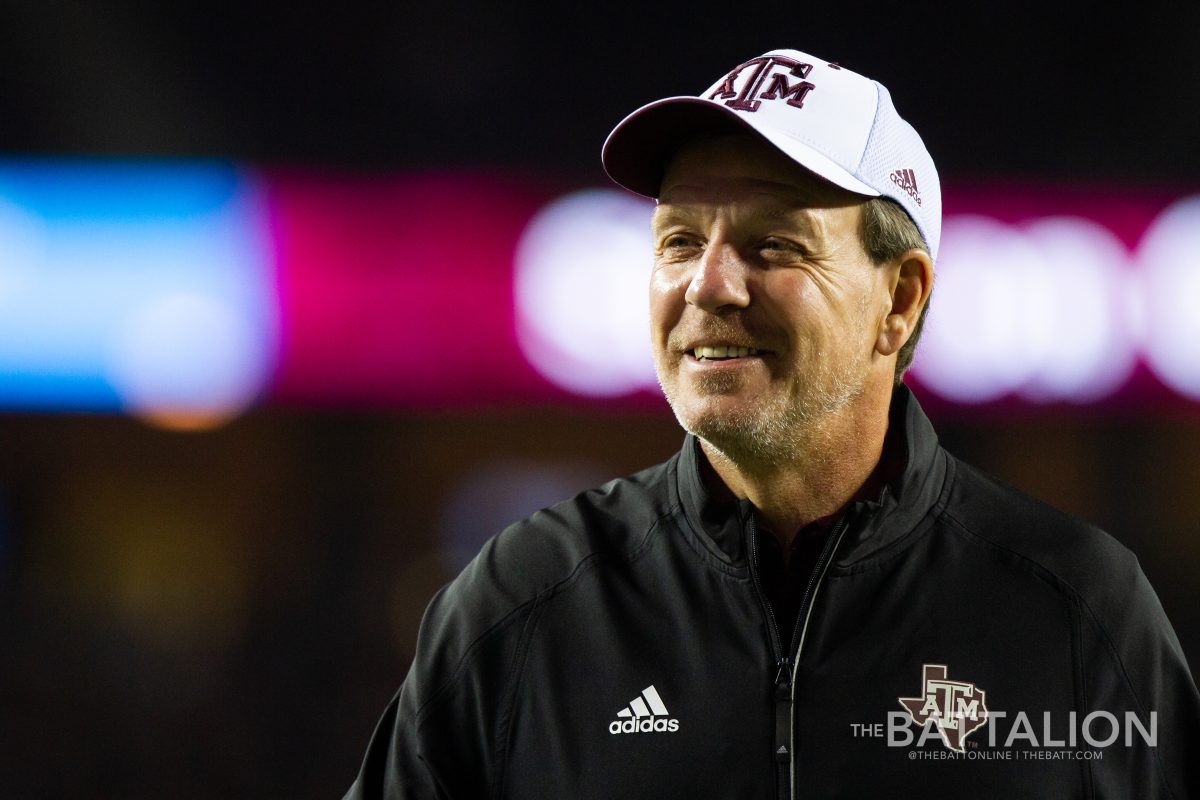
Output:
top-left (698, 388), bottom-right (894, 550)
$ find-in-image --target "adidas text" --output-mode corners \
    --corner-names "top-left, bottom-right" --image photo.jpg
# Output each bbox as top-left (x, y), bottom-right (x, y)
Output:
top-left (609, 718), bottom-right (680, 734)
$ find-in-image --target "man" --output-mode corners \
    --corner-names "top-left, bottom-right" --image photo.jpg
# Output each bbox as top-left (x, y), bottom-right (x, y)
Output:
top-left (345, 48), bottom-right (1199, 798)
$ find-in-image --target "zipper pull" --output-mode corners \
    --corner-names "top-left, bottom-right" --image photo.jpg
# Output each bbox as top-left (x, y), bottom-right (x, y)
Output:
top-left (774, 656), bottom-right (792, 696)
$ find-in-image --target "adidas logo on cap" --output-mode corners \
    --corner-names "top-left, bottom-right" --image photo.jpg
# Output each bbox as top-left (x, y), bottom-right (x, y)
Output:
top-left (889, 168), bottom-right (922, 206)
top-left (608, 685), bottom-right (680, 734)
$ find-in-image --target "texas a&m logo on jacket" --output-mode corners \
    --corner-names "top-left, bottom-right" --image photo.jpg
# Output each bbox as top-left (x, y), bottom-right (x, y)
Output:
top-left (898, 664), bottom-right (989, 752)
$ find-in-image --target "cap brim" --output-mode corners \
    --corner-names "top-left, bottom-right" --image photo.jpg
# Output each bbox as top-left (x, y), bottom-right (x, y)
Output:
top-left (601, 97), bottom-right (879, 199)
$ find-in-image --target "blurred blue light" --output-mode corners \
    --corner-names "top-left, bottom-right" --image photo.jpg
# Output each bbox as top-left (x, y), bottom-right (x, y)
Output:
top-left (0, 160), bottom-right (276, 419)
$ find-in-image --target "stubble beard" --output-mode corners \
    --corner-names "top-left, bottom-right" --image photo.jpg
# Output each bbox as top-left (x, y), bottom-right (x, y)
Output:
top-left (657, 351), bottom-right (868, 469)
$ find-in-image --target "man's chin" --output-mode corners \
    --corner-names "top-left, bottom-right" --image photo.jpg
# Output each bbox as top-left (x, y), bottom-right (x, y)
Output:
top-left (659, 376), bottom-right (782, 453)
top-left (675, 404), bottom-right (770, 453)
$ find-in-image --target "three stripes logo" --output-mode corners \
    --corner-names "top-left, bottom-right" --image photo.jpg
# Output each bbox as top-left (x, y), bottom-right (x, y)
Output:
top-left (608, 685), bottom-right (680, 734)
top-left (889, 168), bottom-right (923, 206)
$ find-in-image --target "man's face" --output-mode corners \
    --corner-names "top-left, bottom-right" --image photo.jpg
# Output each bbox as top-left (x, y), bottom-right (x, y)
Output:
top-left (649, 134), bottom-right (892, 460)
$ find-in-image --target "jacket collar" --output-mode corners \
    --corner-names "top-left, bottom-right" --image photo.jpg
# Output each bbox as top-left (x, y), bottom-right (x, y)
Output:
top-left (674, 384), bottom-right (948, 568)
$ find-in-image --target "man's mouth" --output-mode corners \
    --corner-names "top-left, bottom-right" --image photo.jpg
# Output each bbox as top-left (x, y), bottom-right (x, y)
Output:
top-left (690, 345), bottom-right (762, 361)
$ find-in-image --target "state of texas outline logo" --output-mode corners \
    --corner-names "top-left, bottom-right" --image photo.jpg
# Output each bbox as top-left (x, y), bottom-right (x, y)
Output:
top-left (898, 664), bottom-right (989, 752)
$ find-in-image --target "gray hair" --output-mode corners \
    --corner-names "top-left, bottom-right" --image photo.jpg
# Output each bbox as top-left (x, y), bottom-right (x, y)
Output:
top-left (859, 197), bottom-right (932, 384)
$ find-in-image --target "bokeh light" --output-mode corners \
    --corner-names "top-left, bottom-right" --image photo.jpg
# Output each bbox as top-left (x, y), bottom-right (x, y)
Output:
top-left (1139, 195), bottom-right (1200, 400)
top-left (514, 189), bottom-right (658, 397)
top-left (0, 161), bottom-right (276, 422)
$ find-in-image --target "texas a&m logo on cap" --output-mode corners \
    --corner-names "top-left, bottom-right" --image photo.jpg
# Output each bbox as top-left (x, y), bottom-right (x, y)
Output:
top-left (707, 55), bottom-right (817, 112)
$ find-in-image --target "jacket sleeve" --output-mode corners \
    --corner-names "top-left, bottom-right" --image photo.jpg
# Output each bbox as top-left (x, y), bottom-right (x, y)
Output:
top-left (342, 683), bottom-right (446, 800)
top-left (1082, 551), bottom-right (1200, 798)
top-left (342, 532), bottom-right (544, 800)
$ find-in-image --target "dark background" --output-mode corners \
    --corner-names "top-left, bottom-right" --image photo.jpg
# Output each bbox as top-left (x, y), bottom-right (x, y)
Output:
top-left (0, 3), bottom-right (1197, 798)
top-left (3, 3), bottom-right (1199, 182)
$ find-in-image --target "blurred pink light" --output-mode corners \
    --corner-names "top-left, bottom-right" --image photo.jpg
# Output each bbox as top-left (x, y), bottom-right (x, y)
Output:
top-left (1139, 196), bottom-right (1200, 399)
top-left (267, 173), bottom-right (551, 407)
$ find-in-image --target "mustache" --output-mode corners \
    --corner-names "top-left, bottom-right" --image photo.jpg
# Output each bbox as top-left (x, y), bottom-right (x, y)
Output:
top-left (667, 314), bottom-right (783, 353)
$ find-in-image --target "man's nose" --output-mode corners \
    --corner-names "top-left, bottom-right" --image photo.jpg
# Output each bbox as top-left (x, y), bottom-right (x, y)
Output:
top-left (684, 242), bottom-right (751, 313)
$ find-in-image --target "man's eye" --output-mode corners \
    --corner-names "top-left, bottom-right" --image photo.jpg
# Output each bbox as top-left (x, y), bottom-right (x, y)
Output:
top-left (760, 239), bottom-right (804, 256)
top-left (663, 234), bottom-right (699, 249)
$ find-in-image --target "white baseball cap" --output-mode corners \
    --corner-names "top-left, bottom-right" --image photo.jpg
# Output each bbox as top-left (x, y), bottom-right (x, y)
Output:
top-left (601, 48), bottom-right (941, 261)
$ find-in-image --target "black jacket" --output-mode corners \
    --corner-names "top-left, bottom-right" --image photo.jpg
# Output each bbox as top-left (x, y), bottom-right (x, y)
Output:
top-left (345, 387), bottom-right (1200, 798)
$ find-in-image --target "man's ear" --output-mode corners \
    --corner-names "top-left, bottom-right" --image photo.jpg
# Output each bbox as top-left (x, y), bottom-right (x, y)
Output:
top-left (876, 248), bottom-right (934, 357)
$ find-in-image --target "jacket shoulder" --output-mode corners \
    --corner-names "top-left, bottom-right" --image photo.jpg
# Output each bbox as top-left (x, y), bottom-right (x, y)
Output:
top-left (941, 454), bottom-right (1138, 600)
top-left (939, 456), bottom-right (1192, 689)
top-left (461, 455), bottom-right (678, 609)
top-left (413, 453), bottom-right (680, 686)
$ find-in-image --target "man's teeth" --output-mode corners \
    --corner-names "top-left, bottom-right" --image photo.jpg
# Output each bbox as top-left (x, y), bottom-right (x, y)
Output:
top-left (693, 345), bottom-right (760, 360)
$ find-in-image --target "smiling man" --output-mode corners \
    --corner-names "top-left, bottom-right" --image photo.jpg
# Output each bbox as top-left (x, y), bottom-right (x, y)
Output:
top-left (648, 134), bottom-right (929, 537)
top-left (344, 49), bottom-right (1199, 799)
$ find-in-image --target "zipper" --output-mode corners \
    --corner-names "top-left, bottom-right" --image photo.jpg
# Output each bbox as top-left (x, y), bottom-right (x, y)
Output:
top-left (786, 518), bottom-right (847, 800)
top-left (743, 512), bottom-right (789, 800)
top-left (746, 511), bottom-right (849, 800)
